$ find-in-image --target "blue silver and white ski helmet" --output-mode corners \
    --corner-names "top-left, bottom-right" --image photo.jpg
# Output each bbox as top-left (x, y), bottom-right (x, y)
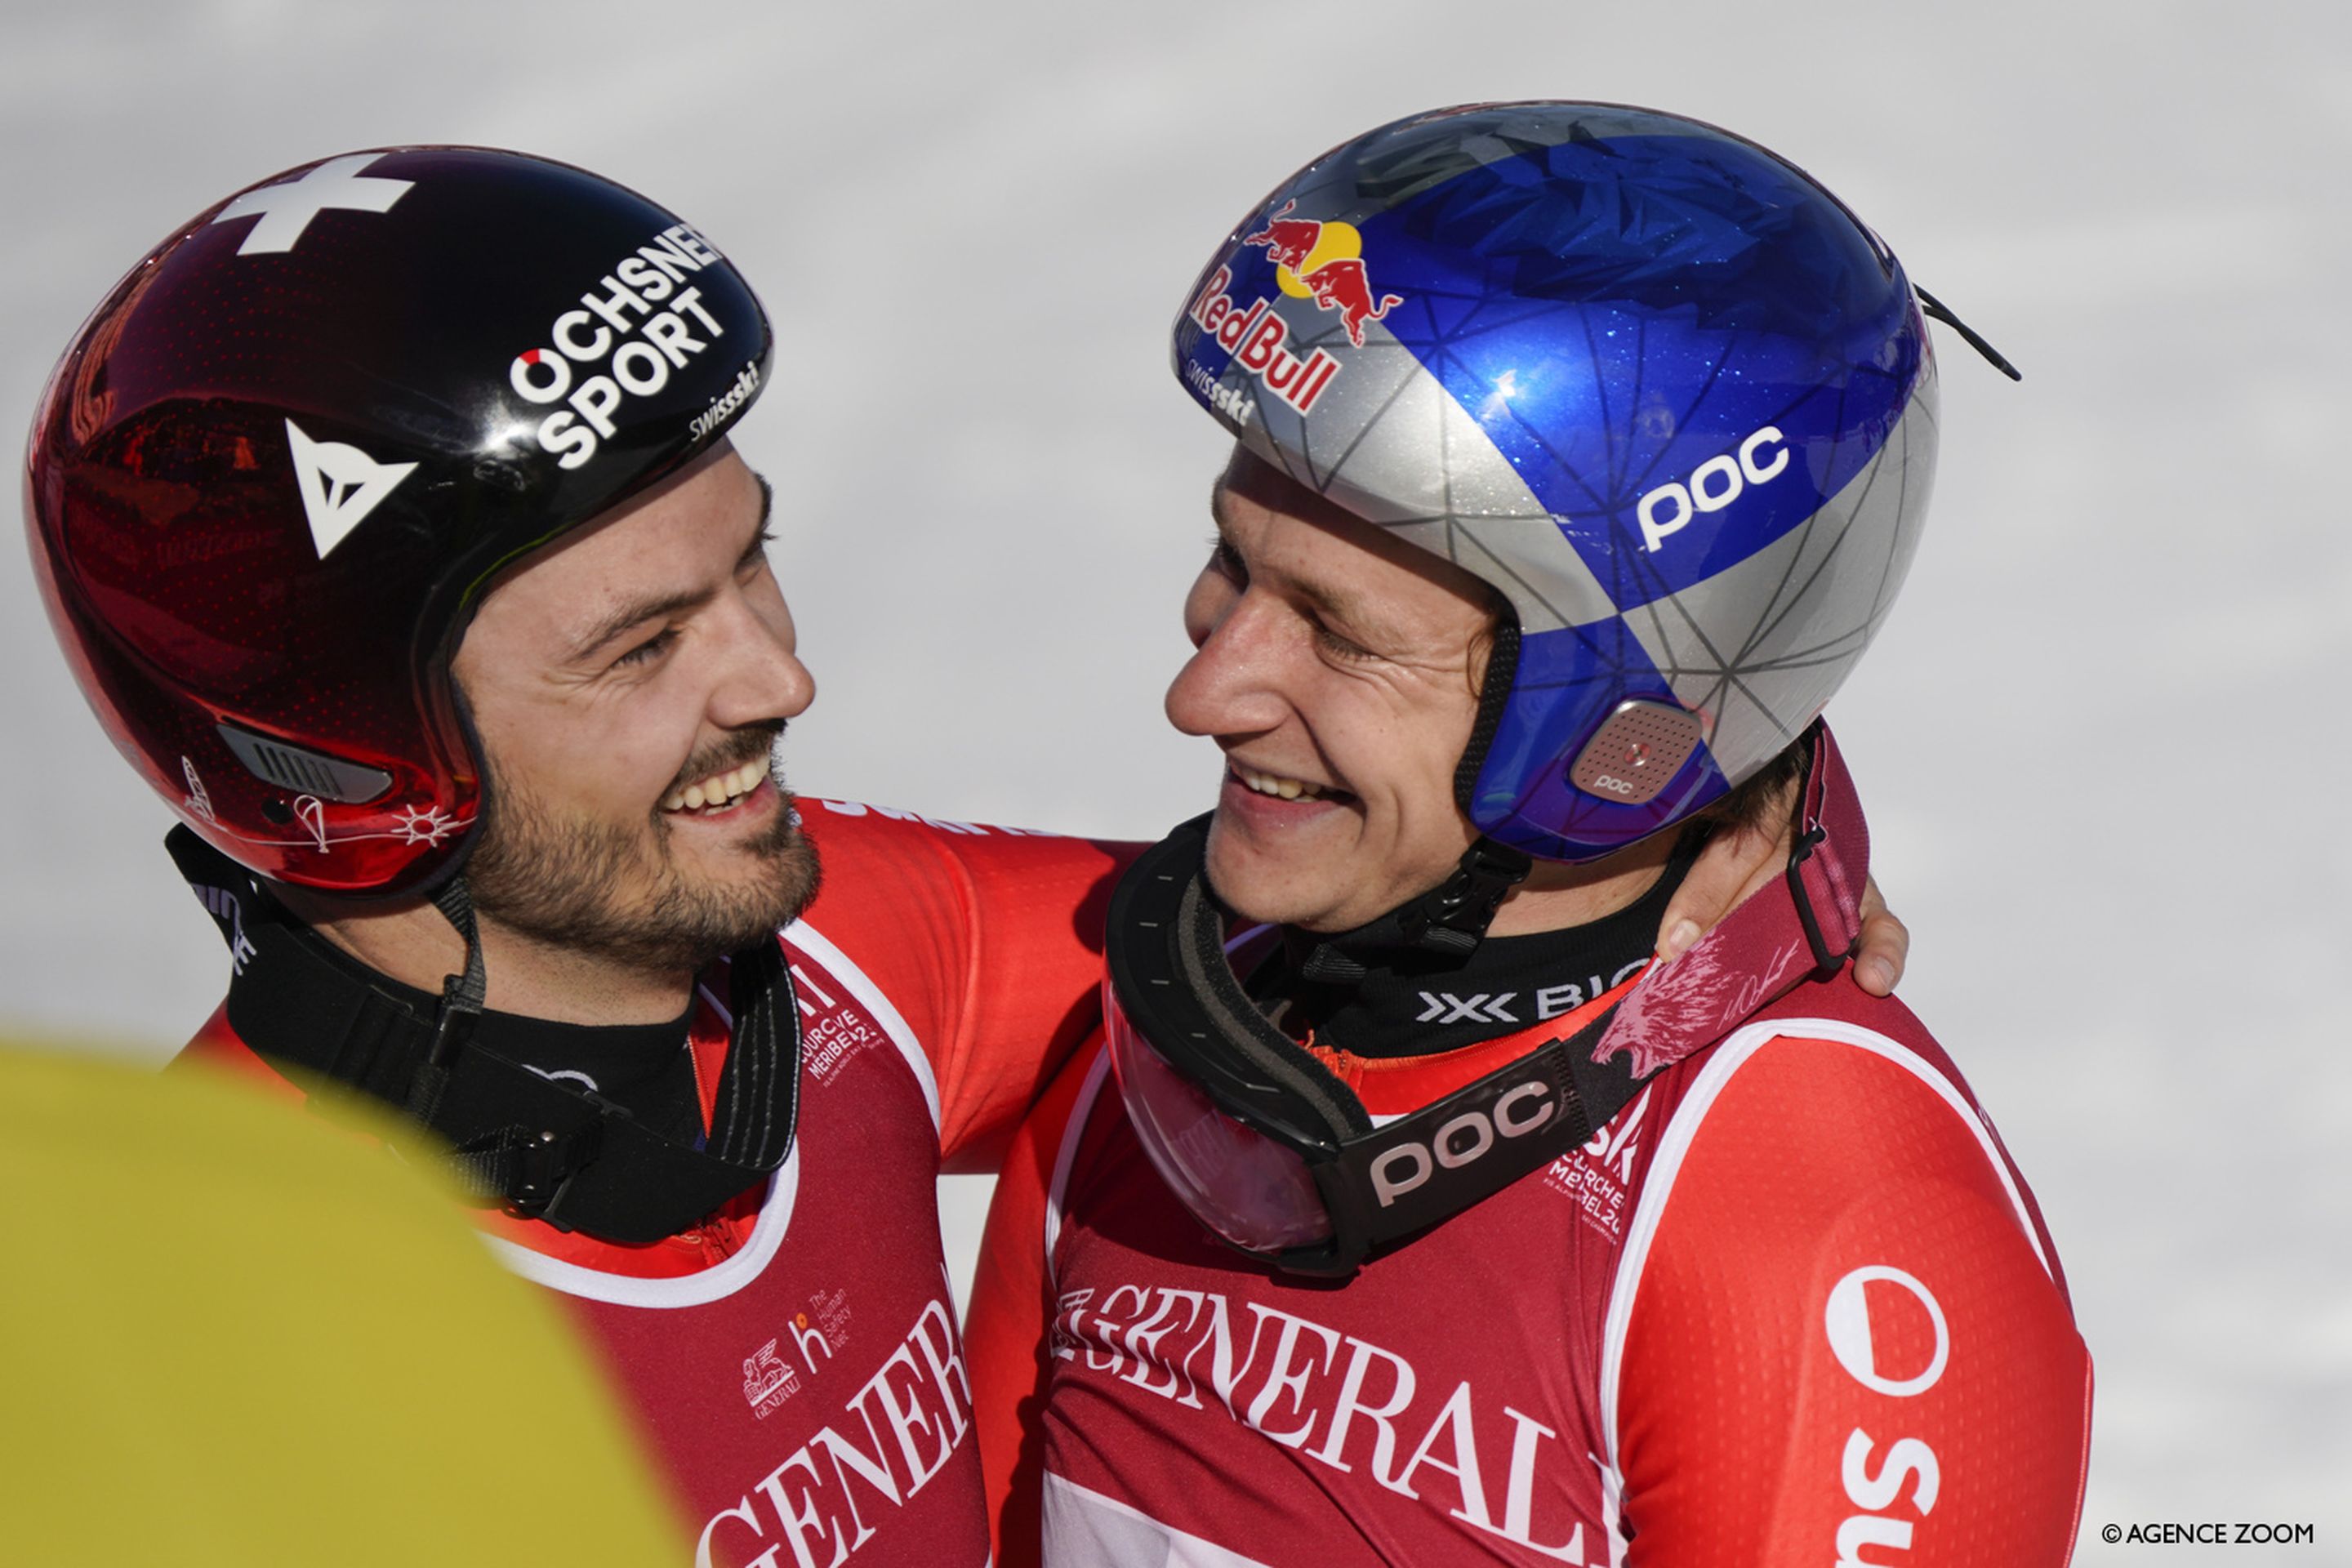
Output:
top-left (1174, 103), bottom-right (1944, 862)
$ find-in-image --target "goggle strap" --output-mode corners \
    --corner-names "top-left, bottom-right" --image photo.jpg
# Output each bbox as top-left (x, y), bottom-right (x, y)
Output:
top-left (1325, 1000), bottom-right (1646, 1254)
top-left (1169, 836), bottom-right (1373, 1143)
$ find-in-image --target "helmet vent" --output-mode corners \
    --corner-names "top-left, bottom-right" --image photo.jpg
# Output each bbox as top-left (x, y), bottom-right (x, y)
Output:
top-left (1568, 702), bottom-right (1704, 806)
top-left (216, 724), bottom-right (392, 804)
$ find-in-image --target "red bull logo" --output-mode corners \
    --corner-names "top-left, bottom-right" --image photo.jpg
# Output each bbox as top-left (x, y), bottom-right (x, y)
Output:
top-left (1241, 198), bottom-right (1404, 348)
top-left (1299, 256), bottom-right (1401, 347)
top-left (1186, 265), bottom-right (1341, 416)
top-left (1241, 199), bottom-right (1323, 272)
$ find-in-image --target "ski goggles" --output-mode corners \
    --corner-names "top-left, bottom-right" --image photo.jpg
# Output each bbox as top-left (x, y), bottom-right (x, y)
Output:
top-left (1103, 815), bottom-right (1644, 1276)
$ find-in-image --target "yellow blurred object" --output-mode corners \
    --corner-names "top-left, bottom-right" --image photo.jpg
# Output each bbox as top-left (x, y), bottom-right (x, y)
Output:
top-left (0, 1045), bottom-right (682, 1563)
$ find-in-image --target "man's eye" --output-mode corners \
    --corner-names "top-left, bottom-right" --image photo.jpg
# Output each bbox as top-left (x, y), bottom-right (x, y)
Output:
top-left (1312, 621), bottom-right (1372, 662)
top-left (738, 530), bottom-right (777, 580)
top-left (613, 628), bottom-right (676, 668)
top-left (1209, 537), bottom-right (1247, 585)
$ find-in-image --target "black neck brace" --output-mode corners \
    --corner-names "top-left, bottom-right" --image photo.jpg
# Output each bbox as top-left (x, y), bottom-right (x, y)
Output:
top-left (301, 950), bottom-right (707, 1143)
top-left (1260, 826), bottom-right (1704, 1058)
top-left (167, 826), bottom-right (800, 1245)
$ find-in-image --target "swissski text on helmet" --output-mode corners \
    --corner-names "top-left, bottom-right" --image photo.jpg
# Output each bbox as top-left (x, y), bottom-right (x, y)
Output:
top-left (26, 148), bottom-right (774, 896)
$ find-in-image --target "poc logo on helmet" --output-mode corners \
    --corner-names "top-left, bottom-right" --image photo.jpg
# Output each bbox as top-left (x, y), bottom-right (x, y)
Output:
top-left (1637, 425), bottom-right (1790, 552)
top-left (1370, 1080), bottom-right (1557, 1207)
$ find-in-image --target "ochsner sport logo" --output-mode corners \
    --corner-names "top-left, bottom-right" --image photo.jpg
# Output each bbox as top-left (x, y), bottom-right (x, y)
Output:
top-left (506, 223), bottom-right (737, 470)
top-left (1184, 198), bottom-right (1405, 418)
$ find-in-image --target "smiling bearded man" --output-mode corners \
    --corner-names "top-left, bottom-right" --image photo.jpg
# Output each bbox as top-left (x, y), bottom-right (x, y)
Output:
top-left (23, 148), bottom-right (1133, 1563)
top-left (965, 104), bottom-right (2092, 1568)
top-left (446, 458), bottom-right (821, 980)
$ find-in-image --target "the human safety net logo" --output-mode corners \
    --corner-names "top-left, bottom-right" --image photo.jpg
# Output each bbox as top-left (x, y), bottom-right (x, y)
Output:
top-left (700, 1295), bottom-right (971, 1568)
top-left (1183, 199), bottom-right (1407, 423)
top-left (505, 223), bottom-right (749, 470)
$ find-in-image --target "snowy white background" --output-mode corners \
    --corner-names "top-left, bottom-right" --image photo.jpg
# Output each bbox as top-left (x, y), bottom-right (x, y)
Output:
top-left (3, 2), bottom-right (2345, 1558)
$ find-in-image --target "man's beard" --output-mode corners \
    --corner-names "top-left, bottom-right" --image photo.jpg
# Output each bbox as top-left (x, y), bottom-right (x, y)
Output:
top-left (464, 728), bottom-right (822, 976)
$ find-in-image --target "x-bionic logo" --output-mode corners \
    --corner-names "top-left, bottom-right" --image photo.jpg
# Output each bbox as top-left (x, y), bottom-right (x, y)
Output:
top-left (1417, 963), bottom-right (1648, 1026)
top-left (1415, 991), bottom-right (1520, 1025)
top-left (194, 884), bottom-right (258, 976)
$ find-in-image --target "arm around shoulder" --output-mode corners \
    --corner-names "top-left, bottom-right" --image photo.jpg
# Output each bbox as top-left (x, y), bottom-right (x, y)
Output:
top-left (793, 799), bottom-right (1135, 1169)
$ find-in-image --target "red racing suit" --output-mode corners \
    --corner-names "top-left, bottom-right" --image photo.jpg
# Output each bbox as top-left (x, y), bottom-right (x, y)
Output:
top-left (965, 747), bottom-right (2093, 1567)
top-left (179, 800), bottom-right (1126, 1568)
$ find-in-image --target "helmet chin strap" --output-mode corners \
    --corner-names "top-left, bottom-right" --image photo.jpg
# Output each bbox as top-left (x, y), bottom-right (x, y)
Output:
top-left (167, 823), bottom-right (800, 1244)
top-left (1293, 835), bottom-right (1534, 985)
top-left (403, 875), bottom-right (490, 1125)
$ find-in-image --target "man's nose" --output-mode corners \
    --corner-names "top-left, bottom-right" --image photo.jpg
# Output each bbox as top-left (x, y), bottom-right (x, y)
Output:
top-left (712, 595), bottom-right (814, 728)
top-left (1164, 593), bottom-right (1285, 740)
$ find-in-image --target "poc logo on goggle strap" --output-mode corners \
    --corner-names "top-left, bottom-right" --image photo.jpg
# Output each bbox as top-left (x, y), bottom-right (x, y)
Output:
top-left (1369, 1078), bottom-right (1560, 1209)
top-left (1637, 424), bottom-right (1790, 552)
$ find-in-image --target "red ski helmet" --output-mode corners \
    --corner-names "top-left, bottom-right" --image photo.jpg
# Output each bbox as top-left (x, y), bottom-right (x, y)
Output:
top-left (25, 148), bottom-right (773, 896)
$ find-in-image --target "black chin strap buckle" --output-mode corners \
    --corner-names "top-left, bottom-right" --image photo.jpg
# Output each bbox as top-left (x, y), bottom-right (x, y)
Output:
top-left (1396, 838), bottom-right (1534, 960)
top-left (404, 873), bottom-right (491, 1126)
top-left (453, 1116), bottom-right (609, 1232)
top-left (510, 1120), bottom-right (602, 1231)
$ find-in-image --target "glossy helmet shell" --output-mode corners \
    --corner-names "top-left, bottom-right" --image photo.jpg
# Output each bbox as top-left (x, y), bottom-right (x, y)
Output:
top-left (26, 148), bottom-right (773, 895)
top-left (1173, 104), bottom-right (1936, 861)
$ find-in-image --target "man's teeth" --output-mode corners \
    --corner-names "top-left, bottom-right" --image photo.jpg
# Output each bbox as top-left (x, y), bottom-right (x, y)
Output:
top-left (662, 759), bottom-right (769, 813)
top-left (1236, 766), bottom-right (1324, 801)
